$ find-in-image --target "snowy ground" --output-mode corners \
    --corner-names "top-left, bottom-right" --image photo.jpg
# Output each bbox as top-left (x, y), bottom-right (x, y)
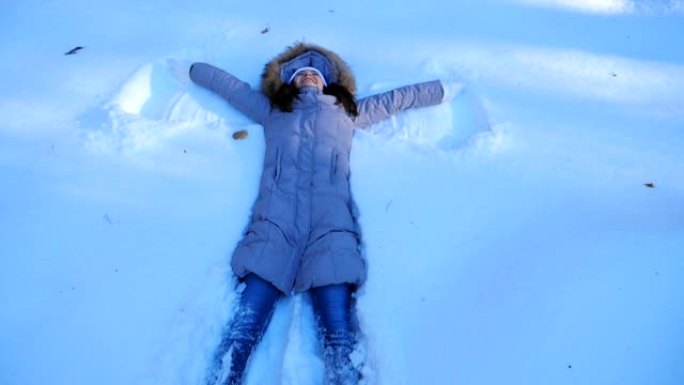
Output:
top-left (1, 1), bottom-right (683, 384)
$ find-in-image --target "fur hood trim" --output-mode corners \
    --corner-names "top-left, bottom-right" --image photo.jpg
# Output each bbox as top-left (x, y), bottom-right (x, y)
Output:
top-left (261, 42), bottom-right (356, 98)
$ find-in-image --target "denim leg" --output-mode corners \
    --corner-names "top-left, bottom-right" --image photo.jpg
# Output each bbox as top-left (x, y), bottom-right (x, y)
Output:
top-left (310, 284), bottom-right (359, 385)
top-left (207, 274), bottom-right (281, 385)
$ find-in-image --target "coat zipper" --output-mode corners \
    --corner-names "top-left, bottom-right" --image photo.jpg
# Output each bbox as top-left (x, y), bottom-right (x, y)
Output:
top-left (308, 103), bottom-right (320, 237)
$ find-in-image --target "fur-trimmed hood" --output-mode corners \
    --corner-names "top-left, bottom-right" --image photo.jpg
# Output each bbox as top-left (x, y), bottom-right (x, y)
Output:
top-left (261, 42), bottom-right (356, 98)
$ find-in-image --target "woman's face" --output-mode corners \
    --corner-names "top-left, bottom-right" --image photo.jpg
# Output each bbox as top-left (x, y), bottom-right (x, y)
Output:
top-left (293, 69), bottom-right (324, 91)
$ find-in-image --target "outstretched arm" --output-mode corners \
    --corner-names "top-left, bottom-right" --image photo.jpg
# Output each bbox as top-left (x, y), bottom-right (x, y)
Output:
top-left (189, 62), bottom-right (272, 124)
top-left (353, 80), bottom-right (445, 129)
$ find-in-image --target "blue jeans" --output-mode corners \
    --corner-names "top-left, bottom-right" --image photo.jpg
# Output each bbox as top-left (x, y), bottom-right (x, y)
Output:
top-left (206, 274), bottom-right (359, 385)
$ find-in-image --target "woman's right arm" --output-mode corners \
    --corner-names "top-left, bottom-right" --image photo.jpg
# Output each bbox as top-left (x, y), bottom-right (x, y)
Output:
top-left (189, 62), bottom-right (271, 124)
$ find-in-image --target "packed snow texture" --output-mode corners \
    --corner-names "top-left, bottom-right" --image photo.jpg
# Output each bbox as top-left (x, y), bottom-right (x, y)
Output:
top-left (1, 1), bottom-right (683, 384)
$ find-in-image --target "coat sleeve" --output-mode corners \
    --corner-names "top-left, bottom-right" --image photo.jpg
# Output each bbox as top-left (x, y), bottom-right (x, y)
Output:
top-left (353, 80), bottom-right (445, 129)
top-left (189, 62), bottom-right (271, 124)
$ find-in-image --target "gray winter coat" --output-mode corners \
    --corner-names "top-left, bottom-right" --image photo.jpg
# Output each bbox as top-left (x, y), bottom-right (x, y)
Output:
top-left (190, 47), bottom-right (444, 294)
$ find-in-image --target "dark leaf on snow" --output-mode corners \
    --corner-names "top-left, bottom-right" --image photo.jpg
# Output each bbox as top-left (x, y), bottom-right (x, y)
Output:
top-left (65, 46), bottom-right (84, 55)
top-left (233, 130), bottom-right (249, 140)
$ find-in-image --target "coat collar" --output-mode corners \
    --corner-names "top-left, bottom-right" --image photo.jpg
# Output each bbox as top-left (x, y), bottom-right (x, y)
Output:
top-left (292, 87), bottom-right (337, 109)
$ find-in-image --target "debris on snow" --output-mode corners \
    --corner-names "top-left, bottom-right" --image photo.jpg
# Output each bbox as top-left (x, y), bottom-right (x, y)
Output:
top-left (232, 130), bottom-right (249, 140)
top-left (65, 46), bottom-right (84, 55)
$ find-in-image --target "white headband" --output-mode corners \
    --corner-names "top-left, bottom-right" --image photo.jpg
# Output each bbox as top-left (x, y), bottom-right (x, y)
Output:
top-left (287, 66), bottom-right (327, 86)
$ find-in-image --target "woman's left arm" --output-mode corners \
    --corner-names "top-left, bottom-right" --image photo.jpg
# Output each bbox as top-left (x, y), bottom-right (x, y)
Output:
top-left (354, 80), bottom-right (445, 129)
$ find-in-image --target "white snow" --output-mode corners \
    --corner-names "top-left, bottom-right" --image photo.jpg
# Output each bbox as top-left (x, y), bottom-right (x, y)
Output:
top-left (513, 0), bottom-right (635, 14)
top-left (1, 1), bottom-right (683, 385)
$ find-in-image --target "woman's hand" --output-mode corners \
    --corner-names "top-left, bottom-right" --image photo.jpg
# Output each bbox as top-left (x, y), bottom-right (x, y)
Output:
top-left (441, 79), bottom-right (465, 102)
top-left (166, 59), bottom-right (193, 85)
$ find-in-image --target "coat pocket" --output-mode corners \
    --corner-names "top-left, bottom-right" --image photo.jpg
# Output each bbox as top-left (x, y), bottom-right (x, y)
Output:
top-left (330, 152), bottom-right (339, 183)
top-left (274, 148), bottom-right (282, 185)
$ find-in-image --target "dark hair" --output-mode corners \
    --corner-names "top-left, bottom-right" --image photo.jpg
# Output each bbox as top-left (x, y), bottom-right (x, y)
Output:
top-left (270, 83), bottom-right (358, 117)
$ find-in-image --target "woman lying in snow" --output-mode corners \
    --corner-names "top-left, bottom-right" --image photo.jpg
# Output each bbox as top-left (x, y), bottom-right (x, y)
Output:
top-left (188, 42), bottom-right (460, 385)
